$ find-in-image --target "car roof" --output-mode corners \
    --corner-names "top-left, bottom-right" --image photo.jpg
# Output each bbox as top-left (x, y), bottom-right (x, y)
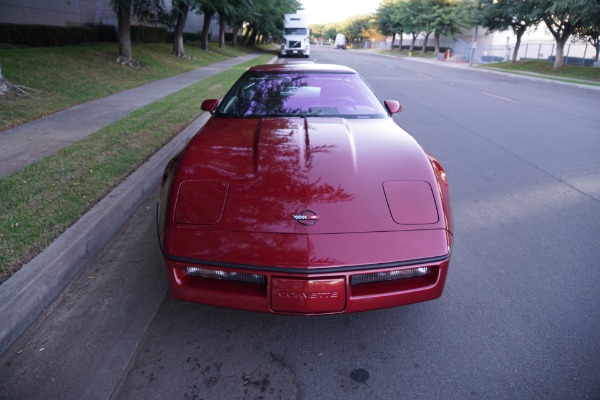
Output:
top-left (247, 63), bottom-right (357, 74)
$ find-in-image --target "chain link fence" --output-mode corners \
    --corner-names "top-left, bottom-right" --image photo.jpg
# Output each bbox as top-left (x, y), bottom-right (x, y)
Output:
top-left (465, 42), bottom-right (598, 66)
top-left (391, 38), bottom-right (599, 66)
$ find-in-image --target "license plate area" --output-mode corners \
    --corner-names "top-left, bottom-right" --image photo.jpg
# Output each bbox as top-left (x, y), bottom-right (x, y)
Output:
top-left (271, 277), bottom-right (346, 313)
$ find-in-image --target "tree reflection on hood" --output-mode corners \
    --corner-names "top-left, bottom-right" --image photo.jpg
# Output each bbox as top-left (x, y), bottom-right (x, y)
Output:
top-left (219, 73), bottom-right (309, 117)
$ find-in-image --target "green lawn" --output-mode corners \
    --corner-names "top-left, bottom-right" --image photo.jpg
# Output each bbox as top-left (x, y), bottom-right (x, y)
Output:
top-left (0, 42), bottom-right (255, 130)
top-left (479, 60), bottom-right (600, 84)
top-left (0, 43), bottom-right (273, 283)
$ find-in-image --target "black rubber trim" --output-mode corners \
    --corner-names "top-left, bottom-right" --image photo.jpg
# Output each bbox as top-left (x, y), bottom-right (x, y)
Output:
top-left (162, 252), bottom-right (451, 275)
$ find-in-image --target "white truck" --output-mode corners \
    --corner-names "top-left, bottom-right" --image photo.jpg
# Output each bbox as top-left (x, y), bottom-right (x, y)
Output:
top-left (335, 33), bottom-right (347, 49)
top-left (280, 14), bottom-right (310, 58)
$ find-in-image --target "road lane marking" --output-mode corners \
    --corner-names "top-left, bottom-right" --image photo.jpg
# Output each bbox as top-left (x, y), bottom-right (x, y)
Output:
top-left (418, 74), bottom-right (433, 80)
top-left (481, 92), bottom-right (514, 102)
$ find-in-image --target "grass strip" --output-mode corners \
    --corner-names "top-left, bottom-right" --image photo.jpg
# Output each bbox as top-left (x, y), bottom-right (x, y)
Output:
top-left (0, 53), bottom-right (273, 283)
top-left (0, 43), bottom-right (253, 130)
top-left (370, 50), bottom-right (600, 85)
top-left (478, 60), bottom-right (600, 84)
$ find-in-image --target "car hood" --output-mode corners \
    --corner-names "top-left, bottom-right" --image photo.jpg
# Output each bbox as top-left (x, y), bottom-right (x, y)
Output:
top-left (171, 117), bottom-right (446, 235)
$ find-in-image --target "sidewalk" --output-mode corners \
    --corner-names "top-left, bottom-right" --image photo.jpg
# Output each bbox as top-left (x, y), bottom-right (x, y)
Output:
top-left (0, 53), bottom-right (268, 356)
top-left (0, 53), bottom-right (261, 179)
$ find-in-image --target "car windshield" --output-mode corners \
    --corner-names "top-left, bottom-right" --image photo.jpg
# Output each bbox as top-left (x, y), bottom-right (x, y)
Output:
top-left (214, 71), bottom-right (389, 119)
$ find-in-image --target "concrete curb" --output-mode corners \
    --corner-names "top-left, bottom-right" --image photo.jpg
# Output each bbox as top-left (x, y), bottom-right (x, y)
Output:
top-left (0, 113), bottom-right (209, 356)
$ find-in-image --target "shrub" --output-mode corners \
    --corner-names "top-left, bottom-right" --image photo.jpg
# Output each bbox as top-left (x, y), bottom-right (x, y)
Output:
top-left (165, 31), bottom-right (204, 44)
top-left (95, 24), bottom-right (117, 43)
top-left (547, 55), bottom-right (595, 67)
top-left (0, 24), bottom-right (98, 47)
top-left (130, 26), bottom-right (167, 43)
top-left (482, 55), bottom-right (505, 63)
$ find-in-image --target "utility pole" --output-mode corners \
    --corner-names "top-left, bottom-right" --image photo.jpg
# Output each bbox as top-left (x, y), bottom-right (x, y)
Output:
top-left (469, 25), bottom-right (478, 67)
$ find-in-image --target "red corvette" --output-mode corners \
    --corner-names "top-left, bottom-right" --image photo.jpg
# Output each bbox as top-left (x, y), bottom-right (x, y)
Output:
top-left (158, 63), bottom-right (453, 315)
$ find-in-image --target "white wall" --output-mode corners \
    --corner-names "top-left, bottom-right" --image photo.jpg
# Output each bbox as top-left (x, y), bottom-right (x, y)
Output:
top-left (0, 0), bottom-right (97, 26)
top-left (0, 0), bottom-right (217, 34)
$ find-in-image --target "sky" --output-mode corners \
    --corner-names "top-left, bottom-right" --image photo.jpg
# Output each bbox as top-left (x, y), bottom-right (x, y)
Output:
top-left (299, 0), bottom-right (382, 25)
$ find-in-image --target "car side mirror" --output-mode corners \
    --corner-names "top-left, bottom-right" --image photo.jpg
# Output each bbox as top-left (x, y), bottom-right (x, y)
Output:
top-left (384, 100), bottom-right (402, 114)
top-left (201, 99), bottom-right (219, 113)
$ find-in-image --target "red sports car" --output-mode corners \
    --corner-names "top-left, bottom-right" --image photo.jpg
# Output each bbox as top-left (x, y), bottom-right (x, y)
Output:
top-left (158, 63), bottom-right (453, 315)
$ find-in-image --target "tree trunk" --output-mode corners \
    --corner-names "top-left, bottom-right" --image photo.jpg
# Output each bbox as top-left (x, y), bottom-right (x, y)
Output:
top-left (434, 32), bottom-right (440, 56)
top-left (553, 29), bottom-right (573, 68)
top-left (173, 2), bottom-right (190, 57)
top-left (544, 18), bottom-right (575, 69)
top-left (0, 64), bottom-right (12, 96)
top-left (399, 32), bottom-right (403, 51)
top-left (512, 30), bottom-right (523, 64)
top-left (390, 32), bottom-right (396, 50)
top-left (554, 37), bottom-right (568, 68)
top-left (422, 31), bottom-right (431, 53)
top-left (409, 34), bottom-right (416, 53)
top-left (231, 27), bottom-right (238, 47)
top-left (117, 1), bottom-right (132, 61)
top-left (201, 9), bottom-right (214, 51)
top-left (218, 13), bottom-right (226, 48)
top-left (250, 30), bottom-right (258, 46)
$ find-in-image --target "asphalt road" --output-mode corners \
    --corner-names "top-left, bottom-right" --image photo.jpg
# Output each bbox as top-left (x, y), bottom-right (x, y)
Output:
top-left (1, 46), bottom-right (599, 400)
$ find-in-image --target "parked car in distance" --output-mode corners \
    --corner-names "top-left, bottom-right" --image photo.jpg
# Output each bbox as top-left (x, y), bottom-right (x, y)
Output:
top-left (158, 63), bottom-right (453, 315)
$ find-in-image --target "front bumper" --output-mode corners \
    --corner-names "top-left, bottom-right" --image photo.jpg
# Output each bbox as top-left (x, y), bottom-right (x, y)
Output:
top-left (161, 228), bottom-right (452, 315)
top-left (280, 44), bottom-right (309, 57)
top-left (163, 256), bottom-right (450, 315)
